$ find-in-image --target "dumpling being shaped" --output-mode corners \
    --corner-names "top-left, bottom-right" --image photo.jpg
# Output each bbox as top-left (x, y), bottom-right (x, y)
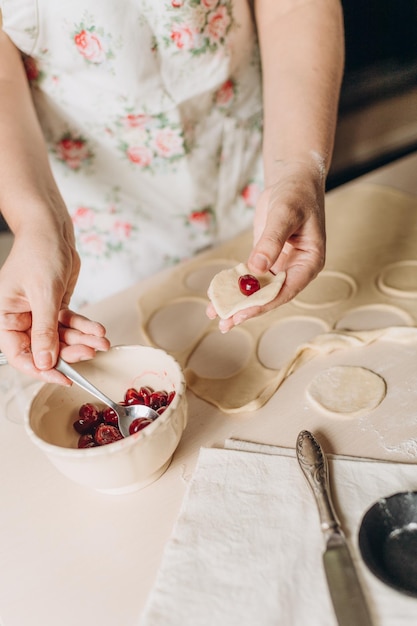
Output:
top-left (207, 263), bottom-right (286, 320)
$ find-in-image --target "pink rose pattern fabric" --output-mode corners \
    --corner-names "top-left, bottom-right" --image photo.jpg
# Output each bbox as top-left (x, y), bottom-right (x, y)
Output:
top-left (0, 0), bottom-right (263, 307)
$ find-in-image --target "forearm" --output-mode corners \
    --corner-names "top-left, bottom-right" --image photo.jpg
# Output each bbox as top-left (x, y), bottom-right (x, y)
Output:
top-left (0, 31), bottom-right (66, 235)
top-left (254, 0), bottom-right (344, 185)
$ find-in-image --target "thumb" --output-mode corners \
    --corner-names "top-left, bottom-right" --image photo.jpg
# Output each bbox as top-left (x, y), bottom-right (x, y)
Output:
top-left (248, 218), bottom-right (288, 275)
top-left (30, 298), bottom-right (61, 370)
top-left (248, 188), bottom-right (288, 274)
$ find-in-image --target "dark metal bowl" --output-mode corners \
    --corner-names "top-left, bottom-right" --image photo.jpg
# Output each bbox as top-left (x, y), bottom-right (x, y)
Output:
top-left (359, 491), bottom-right (417, 597)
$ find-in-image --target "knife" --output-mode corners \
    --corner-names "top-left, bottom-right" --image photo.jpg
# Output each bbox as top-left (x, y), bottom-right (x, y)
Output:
top-left (296, 430), bottom-right (373, 626)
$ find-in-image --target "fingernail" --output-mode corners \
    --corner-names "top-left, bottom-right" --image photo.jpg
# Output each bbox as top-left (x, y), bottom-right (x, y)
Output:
top-left (251, 254), bottom-right (269, 273)
top-left (218, 320), bottom-right (230, 334)
top-left (234, 313), bottom-right (248, 325)
top-left (36, 350), bottom-right (53, 370)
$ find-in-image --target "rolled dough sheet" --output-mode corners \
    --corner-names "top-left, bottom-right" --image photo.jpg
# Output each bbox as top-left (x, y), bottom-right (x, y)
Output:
top-left (207, 263), bottom-right (286, 319)
top-left (136, 184), bottom-right (417, 414)
top-left (186, 326), bottom-right (417, 412)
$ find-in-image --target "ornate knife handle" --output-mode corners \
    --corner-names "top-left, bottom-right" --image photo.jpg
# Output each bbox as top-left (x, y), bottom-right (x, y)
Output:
top-left (296, 430), bottom-right (341, 535)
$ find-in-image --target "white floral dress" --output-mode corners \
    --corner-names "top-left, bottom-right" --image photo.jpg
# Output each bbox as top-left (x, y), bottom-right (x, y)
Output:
top-left (1, 0), bottom-right (264, 308)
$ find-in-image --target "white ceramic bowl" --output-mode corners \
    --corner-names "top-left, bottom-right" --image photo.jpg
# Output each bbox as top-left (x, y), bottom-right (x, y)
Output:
top-left (25, 345), bottom-right (187, 495)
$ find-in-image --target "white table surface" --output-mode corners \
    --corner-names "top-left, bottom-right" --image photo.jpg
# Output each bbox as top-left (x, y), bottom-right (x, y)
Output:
top-left (2, 152), bottom-right (417, 626)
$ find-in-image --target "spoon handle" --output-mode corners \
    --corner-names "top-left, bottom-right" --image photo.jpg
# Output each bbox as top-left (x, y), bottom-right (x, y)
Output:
top-left (56, 357), bottom-right (120, 414)
top-left (296, 430), bottom-right (341, 538)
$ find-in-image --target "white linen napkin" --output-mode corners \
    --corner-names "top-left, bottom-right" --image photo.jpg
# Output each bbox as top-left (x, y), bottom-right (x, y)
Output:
top-left (139, 439), bottom-right (417, 626)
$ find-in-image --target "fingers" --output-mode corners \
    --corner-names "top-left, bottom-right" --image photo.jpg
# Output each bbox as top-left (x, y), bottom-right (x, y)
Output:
top-left (58, 324), bottom-right (111, 352)
top-left (0, 310), bottom-right (32, 332)
top-left (59, 343), bottom-right (100, 363)
top-left (0, 328), bottom-right (70, 384)
top-left (56, 289), bottom-right (109, 369)
top-left (0, 206), bottom-right (92, 381)
top-left (219, 304), bottom-right (264, 334)
top-left (29, 292), bottom-right (62, 370)
top-left (0, 303), bottom-right (110, 383)
top-left (248, 193), bottom-right (305, 276)
top-left (30, 305), bottom-right (111, 371)
top-left (58, 309), bottom-right (107, 338)
top-left (247, 190), bottom-right (286, 274)
top-left (206, 302), bottom-right (217, 320)
top-left (210, 252), bottom-right (324, 332)
top-left (206, 167), bottom-right (326, 332)
top-left (248, 161), bottom-right (326, 277)
top-left (58, 309), bottom-right (110, 352)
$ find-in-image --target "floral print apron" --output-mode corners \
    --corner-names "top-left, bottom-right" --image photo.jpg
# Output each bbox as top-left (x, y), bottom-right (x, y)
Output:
top-left (1, 0), bottom-right (263, 307)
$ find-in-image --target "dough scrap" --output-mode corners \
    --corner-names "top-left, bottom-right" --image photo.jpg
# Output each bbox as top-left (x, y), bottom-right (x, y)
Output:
top-left (306, 365), bottom-right (387, 417)
top-left (207, 263), bottom-right (286, 320)
top-left (185, 326), bottom-right (412, 413)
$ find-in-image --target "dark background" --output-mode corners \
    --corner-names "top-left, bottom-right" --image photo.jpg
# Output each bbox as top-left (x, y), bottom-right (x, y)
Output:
top-left (328, 0), bottom-right (417, 188)
top-left (341, 0), bottom-right (417, 110)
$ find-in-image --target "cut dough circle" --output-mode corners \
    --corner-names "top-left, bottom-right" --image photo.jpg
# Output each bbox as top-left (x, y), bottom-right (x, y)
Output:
top-left (293, 271), bottom-right (356, 309)
top-left (377, 261), bottom-right (417, 298)
top-left (306, 365), bottom-right (387, 417)
top-left (207, 262), bottom-right (286, 319)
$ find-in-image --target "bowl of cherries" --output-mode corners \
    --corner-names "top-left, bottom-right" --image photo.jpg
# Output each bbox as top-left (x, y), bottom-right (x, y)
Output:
top-left (25, 345), bottom-right (187, 494)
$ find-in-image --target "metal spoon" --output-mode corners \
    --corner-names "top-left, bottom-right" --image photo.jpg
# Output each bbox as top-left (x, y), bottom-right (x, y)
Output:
top-left (55, 357), bottom-right (159, 438)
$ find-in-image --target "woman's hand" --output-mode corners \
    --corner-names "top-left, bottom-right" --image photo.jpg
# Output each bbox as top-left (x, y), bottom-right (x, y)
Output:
top-left (207, 160), bottom-right (326, 332)
top-left (0, 31), bottom-right (109, 383)
top-left (0, 219), bottom-right (110, 384)
top-left (206, 0), bottom-right (343, 331)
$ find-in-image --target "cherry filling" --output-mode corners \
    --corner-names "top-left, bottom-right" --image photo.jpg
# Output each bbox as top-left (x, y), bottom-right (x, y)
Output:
top-left (73, 385), bottom-right (176, 448)
top-left (94, 423), bottom-right (123, 446)
top-left (129, 417), bottom-right (153, 435)
top-left (238, 273), bottom-right (261, 296)
top-left (73, 402), bottom-right (102, 435)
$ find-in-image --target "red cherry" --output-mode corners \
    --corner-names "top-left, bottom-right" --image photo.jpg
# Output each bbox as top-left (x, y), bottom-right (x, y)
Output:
top-left (238, 274), bottom-right (261, 296)
top-left (138, 386), bottom-right (153, 406)
top-left (149, 390), bottom-right (169, 410)
top-left (167, 390), bottom-right (176, 406)
top-left (78, 402), bottom-right (100, 420)
top-left (77, 433), bottom-right (96, 448)
top-left (129, 417), bottom-right (152, 436)
top-left (73, 403), bottom-right (102, 434)
top-left (94, 423), bottom-right (123, 446)
top-left (102, 406), bottom-right (118, 426)
top-left (124, 387), bottom-right (142, 405)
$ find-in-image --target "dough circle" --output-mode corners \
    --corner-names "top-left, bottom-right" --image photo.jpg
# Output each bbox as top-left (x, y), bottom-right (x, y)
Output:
top-left (306, 365), bottom-right (387, 417)
top-left (377, 261), bottom-right (417, 298)
top-left (293, 271), bottom-right (356, 309)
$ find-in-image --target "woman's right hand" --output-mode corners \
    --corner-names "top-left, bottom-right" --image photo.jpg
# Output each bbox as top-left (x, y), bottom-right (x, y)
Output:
top-left (0, 213), bottom-right (110, 384)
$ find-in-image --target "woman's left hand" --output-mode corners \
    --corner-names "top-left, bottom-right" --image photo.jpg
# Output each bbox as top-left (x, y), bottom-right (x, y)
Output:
top-left (206, 160), bottom-right (326, 332)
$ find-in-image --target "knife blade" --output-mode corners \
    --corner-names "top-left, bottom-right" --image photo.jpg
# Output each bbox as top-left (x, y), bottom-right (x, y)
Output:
top-left (296, 430), bottom-right (373, 626)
